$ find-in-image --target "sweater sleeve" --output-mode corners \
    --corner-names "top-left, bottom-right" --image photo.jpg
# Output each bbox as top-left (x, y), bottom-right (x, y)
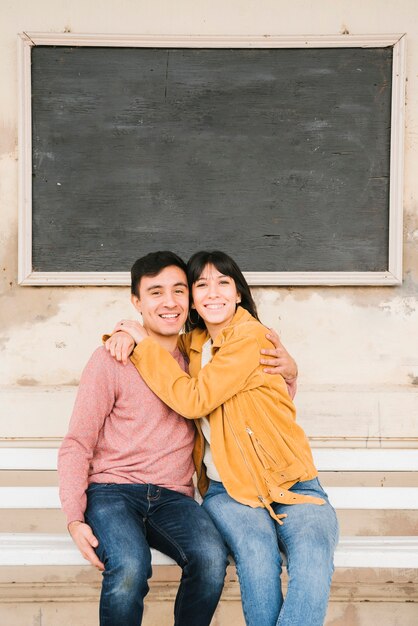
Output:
top-left (130, 331), bottom-right (263, 419)
top-left (57, 348), bottom-right (117, 525)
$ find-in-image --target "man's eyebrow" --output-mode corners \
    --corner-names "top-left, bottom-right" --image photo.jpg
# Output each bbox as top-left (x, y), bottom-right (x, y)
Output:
top-left (146, 281), bottom-right (188, 291)
top-left (146, 283), bottom-right (163, 291)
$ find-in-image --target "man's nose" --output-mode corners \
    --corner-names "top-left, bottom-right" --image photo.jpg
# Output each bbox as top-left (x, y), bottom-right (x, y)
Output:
top-left (163, 292), bottom-right (176, 307)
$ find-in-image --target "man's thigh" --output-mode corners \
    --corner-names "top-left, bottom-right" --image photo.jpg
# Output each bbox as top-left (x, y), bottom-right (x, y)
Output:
top-left (146, 487), bottom-right (227, 566)
top-left (85, 483), bottom-right (151, 572)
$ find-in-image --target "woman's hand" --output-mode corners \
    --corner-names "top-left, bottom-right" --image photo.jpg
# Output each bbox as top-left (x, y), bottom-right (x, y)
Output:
top-left (112, 320), bottom-right (148, 344)
top-left (105, 331), bottom-right (136, 364)
top-left (260, 328), bottom-right (298, 382)
top-left (105, 321), bottom-right (148, 364)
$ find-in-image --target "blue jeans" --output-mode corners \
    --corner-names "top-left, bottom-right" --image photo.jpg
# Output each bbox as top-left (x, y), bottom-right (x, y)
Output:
top-left (85, 483), bottom-right (228, 626)
top-left (202, 478), bottom-right (339, 626)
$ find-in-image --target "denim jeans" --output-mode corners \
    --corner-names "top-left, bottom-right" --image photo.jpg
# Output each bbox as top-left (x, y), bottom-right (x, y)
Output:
top-left (202, 477), bottom-right (339, 626)
top-left (85, 483), bottom-right (228, 626)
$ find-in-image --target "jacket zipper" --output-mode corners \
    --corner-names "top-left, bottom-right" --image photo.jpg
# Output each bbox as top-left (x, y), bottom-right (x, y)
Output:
top-left (247, 428), bottom-right (281, 469)
top-left (217, 415), bottom-right (287, 525)
top-left (195, 420), bottom-right (205, 487)
top-left (245, 427), bottom-right (272, 470)
top-left (224, 415), bottom-right (269, 506)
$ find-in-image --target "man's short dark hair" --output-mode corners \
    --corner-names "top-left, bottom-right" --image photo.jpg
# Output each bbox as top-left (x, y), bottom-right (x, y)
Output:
top-left (131, 251), bottom-right (187, 298)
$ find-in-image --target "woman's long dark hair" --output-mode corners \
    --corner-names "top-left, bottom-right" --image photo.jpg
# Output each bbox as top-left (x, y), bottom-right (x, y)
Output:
top-left (185, 250), bottom-right (259, 331)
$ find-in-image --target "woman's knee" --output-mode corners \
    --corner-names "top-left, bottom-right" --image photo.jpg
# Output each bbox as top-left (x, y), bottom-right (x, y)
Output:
top-left (285, 538), bottom-right (336, 593)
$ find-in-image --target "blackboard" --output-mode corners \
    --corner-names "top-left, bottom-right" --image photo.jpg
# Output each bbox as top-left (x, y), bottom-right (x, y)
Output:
top-left (19, 34), bottom-right (405, 285)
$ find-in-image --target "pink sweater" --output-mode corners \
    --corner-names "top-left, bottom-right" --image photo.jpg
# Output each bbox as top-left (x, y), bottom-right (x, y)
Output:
top-left (58, 346), bottom-right (195, 525)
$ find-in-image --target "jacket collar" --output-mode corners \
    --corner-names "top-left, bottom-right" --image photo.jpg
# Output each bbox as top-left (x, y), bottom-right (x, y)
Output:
top-left (189, 306), bottom-right (253, 352)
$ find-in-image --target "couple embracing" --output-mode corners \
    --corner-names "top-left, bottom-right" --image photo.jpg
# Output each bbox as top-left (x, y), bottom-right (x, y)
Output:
top-left (58, 249), bottom-right (338, 626)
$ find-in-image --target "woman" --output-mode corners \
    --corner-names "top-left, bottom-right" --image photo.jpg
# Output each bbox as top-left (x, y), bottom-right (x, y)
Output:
top-left (107, 251), bottom-right (339, 626)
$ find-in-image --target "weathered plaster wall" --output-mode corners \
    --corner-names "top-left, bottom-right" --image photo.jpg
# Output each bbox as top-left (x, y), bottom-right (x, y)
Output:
top-left (0, 1), bottom-right (417, 436)
top-left (0, 2), bottom-right (417, 624)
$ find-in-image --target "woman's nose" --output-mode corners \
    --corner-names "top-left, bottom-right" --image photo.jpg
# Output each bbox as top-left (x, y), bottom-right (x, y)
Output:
top-left (207, 282), bottom-right (219, 297)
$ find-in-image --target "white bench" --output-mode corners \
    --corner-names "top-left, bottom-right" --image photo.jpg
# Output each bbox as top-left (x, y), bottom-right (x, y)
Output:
top-left (1, 447), bottom-right (418, 569)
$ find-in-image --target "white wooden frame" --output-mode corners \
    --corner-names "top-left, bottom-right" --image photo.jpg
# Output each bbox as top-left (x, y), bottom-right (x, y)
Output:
top-left (18, 33), bottom-right (406, 286)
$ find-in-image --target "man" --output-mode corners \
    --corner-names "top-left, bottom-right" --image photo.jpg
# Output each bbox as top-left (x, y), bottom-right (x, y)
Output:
top-left (58, 251), bottom-right (228, 626)
top-left (58, 250), bottom-right (297, 626)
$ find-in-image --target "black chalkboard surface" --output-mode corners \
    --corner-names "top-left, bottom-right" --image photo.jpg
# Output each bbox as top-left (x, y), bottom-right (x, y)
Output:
top-left (26, 41), bottom-right (401, 282)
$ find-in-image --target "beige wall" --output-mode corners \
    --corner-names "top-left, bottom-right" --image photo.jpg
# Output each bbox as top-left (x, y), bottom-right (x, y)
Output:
top-left (1, 0), bottom-right (417, 446)
top-left (0, 2), bottom-right (417, 623)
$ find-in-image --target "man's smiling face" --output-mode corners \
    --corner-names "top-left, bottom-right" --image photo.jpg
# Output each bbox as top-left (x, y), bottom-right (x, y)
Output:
top-left (131, 265), bottom-right (189, 340)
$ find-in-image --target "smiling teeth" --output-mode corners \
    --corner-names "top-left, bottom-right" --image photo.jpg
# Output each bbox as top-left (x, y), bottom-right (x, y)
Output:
top-left (160, 314), bottom-right (179, 318)
top-left (205, 304), bottom-right (224, 309)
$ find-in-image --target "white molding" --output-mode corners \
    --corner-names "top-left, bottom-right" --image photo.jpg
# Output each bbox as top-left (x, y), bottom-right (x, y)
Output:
top-left (17, 33), bottom-right (406, 287)
top-left (2, 445), bottom-right (418, 570)
top-left (313, 448), bottom-right (418, 471)
top-left (3, 447), bottom-right (418, 471)
top-left (0, 448), bottom-right (58, 470)
top-left (0, 533), bottom-right (417, 568)
top-left (0, 487), bottom-right (60, 509)
top-left (0, 534), bottom-right (175, 566)
top-left (326, 487), bottom-right (418, 510)
top-left (333, 536), bottom-right (418, 569)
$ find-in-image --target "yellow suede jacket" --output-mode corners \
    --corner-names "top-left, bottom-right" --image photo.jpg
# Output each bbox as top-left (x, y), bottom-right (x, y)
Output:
top-left (130, 307), bottom-right (324, 523)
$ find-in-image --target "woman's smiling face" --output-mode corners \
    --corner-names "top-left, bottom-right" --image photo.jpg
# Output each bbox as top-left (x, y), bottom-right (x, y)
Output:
top-left (192, 263), bottom-right (241, 338)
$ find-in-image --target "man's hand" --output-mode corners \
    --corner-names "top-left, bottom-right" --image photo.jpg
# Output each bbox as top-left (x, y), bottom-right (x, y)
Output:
top-left (105, 331), bottom-right (136, 365)
top-left (260, 328), bottom-right (298, 382)
top-left (68, 521), bottom-right (105, 571)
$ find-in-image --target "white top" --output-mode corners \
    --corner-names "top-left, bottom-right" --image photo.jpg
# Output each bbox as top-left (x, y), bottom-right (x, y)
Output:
top-left (200, 339), bottom-right (222, 482)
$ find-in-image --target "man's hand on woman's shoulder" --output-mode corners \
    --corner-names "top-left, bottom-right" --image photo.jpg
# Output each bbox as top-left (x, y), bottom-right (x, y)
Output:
top-left (260, 328), bottom-right (298, 381)
top-left (260, 329), bottom-right (298, 399)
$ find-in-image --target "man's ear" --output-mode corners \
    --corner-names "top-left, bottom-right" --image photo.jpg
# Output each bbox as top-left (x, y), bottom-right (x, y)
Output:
top-left (131, 293), bottom-right (142, 314)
